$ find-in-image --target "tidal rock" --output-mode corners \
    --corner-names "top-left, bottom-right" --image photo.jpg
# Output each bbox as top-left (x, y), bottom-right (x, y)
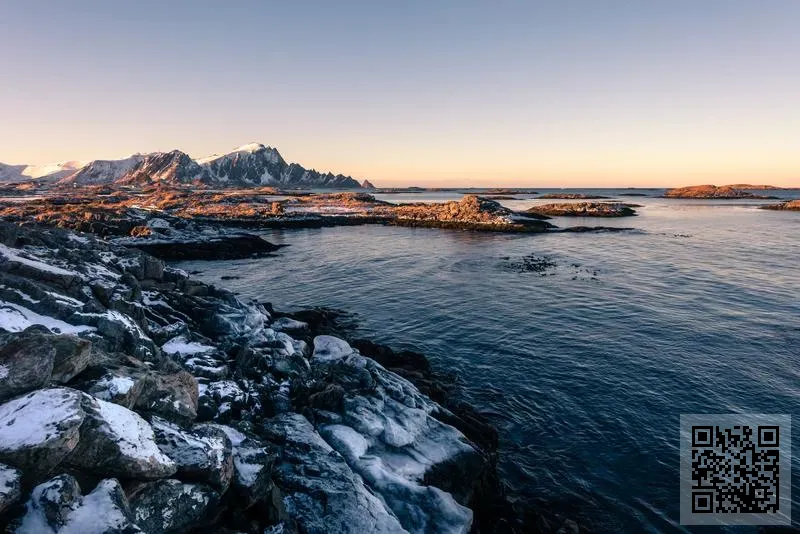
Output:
top-left (762, 199), bottom-right (800, 211)
top-left (271, 317), bottom-right (309, 333)
top-left (268, 413), bottom-right (405, 534)
top-left (0, 327), bottom-right (57, 402)
top-left (0, 388), bottom-right (85, 477)
top-left (128, 479), bottom-right (219, 533)
top-left (0, 462), bottom-right (22, 514)
top-left (151, 416), bottom-right (234, 492)
top-left (69, 395), bottom-right (176, 480)
top-left (311, 335), bottom-right (355, 363)
top-left (664, 184), bottom-right (775, 199)
top-left (14, 475), bottom-right (140, 534)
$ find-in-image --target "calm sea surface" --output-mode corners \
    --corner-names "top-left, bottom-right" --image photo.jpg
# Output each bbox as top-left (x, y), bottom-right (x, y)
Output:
top-left (180, 189), bottom-right (800, 532)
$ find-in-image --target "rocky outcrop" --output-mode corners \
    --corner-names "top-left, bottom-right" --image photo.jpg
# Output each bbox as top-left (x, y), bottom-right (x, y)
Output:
top-left (526, 202), bottom-right (637, 217)
top-left (761, 199), bottom-right (800, 211)
top-left (0, 221), bottom-right (495, 532)
top-left (537, 193), bottom-right (608, 199)
top-left (663, 184), bottom-right (776, 199)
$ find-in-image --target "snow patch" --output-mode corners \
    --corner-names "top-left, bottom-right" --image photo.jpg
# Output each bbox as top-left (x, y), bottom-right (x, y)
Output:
top-left (162, 335), bottom-right (215, 356)
top-left (0, 301), bottom-right (95, 334)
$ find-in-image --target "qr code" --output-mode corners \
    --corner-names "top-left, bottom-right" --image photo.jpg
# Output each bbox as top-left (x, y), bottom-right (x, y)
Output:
top-left (691, 425), bottom-right (779, 513)
top-left (681, 414), bottom-right (791, 526)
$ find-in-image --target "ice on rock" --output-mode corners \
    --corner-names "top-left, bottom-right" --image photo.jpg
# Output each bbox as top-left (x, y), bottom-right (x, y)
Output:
top-left (312, 335), bottom-right (355, 363)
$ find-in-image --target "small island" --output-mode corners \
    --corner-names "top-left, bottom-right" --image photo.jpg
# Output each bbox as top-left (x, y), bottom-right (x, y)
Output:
top-left (761, 199), bottom-right (800, 211)
top-left (663, 184), bottom-right (778, 199)
top-left (537, 193), bottom-right (609, 200)
top-left (526, 202), bottom-right (637, 217)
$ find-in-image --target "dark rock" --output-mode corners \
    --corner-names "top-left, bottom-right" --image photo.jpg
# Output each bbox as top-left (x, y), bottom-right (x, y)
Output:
top-left (49, 334), bottom-right (93, 384)
top-left (0, 463), bottom-right (22, 515)
top-left (135, 370), bottom-right (199, 423)
top-left (526, 202), bottom-right (637, 217)
top-left (0, 327), bottom-right (57, 402)
top-left (128, 479), bottom-right (219, 533)
top-left (130, 234), bottom-right (284, 261)
top-left (151, 416), bottom-right (234, 493)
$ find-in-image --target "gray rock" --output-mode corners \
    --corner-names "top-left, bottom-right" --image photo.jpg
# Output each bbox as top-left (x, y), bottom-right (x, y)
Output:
top-left (68, 394), bottom-right (176, 480)
top-left (0, 388), bottom-right (85, 478)
top-left (128, 479), bottom-right (219, 533)
top-left (14, 475), bottom-right (140, 533)
top-left (0, 462), bottom-right (22, 515)
top-left (200, 423), bottom-right (274, 510)
top-left (151, 416), bottom-right (234, 492)
top-left (135, 370), bottom-right (198, 423)
top-left (0, 327), bottom-right (57, 402)
top-left (82, 369), bottom-right (146, 409)
top-left (49, 334), bottom-right (93, 384)
top-left (267, 413), bottom-right (405, 534)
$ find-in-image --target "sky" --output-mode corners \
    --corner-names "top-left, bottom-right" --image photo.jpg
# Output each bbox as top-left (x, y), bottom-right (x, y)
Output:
top-left (1, 0), bottom-right (799, 187)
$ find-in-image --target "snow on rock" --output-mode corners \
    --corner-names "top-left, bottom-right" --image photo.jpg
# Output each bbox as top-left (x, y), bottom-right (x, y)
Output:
top-left (269, 413), bottom-right (405, 533)
top-left (0, 244), bottom-right (77, 278)
top-left (0, 388), bottom-right (85, 476)
top-left (201, 423), bottom-right (273, 508)
top-left (0, 301), bottom-right (95, 335)
top-left (15, 475), bottom-right (140, 534)
top-left (69, 396), bottom-right (177, 480)
top-left (271, 317), bottom-right (308, 333)
top-left (0, 463), bottom-right (21, 515)
top-left (312, 335), bottom-right (355, 363)
top-left (151, 416), bottom-right (234, 492)
top-left (87, 374), bottom-right (138, 404)
top-left (311, 354), bottom-right (481, 533)
top-left (162, 335), bottom-right (215, 356)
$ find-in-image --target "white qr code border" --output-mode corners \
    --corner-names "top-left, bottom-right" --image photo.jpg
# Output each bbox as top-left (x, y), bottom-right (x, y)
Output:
top-left (680, 414), bottom-right (791, 526)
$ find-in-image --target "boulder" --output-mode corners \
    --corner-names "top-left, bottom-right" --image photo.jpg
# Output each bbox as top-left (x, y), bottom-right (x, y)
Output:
top-left (68, 395), bottom-right (176, 480)
top-left (49, 334), bottom-right (93, 384)
top-left (150, 416), bottom-right (234, 492)
top-left (0, 462), bottom-right (22, 515)
top-left (0, 327), bottom-right (57, 402)
top-left (83, 370), bottom-right (145, 409)
top-left (311, 335), bottom-right (355, 363)
top-left (0, 388), bottom-right (85, 477)
top-left (13, 475), bottom-right (140, 534)
top-left (267, 413), bottom-right (405, 534)
top-left (135, 370), bottom-right (198, 423)
top-left (201, 423), bottom-right (274, 509)
top-left (128, 479), bottom-right (219, 533)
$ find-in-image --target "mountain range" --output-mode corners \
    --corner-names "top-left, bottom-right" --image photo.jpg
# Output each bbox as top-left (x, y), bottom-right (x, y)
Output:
top-left (0, 143), bottom-right (368, 189)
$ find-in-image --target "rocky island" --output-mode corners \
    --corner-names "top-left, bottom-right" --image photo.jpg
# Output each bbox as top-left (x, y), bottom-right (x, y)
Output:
top-left (0, 220), bottom-right (571, 533)
top-left (526, 202), bottom-right (637, 217)
top-left (536, 193), bottom-right (609, 200)
top-left (663, 184), bottom-right (778, 199)
top-left (761, 199), bottom-right (800, 211)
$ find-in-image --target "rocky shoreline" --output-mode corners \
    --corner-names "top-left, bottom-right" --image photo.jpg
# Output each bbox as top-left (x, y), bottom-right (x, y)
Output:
top-left (0, 221), bottom-right (580, 532)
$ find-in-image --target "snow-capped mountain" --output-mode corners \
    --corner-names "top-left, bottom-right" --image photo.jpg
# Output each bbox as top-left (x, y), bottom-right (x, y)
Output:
top-left (4, 142), bottom-right (367, 189)
top-left (117, 150), bottom-right (205, 185)
top-left (59, 155), bottom-right (147, 186)
top-left (199, 143), bottom-right (361, 188)
top-left (0, 161), bottom-right (85, 183)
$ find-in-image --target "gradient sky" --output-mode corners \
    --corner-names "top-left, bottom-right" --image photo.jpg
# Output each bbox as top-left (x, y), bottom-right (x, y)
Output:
top-left (1, 0), bottom-right (799, 187)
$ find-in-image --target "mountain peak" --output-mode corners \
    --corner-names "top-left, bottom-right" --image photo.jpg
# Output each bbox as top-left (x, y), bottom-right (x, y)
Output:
top-left (235, 142), bottom-right (267, 153)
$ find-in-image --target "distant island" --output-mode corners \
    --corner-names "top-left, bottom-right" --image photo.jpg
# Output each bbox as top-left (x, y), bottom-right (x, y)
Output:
top-left (761, 199), bottom-right (800, 211)
top-left (663, 184), bottom-right (780, 199)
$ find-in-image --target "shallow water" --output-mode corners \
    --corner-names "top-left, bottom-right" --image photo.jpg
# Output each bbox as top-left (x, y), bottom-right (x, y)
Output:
top-left (180, 189), bottom-right (800, 532)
